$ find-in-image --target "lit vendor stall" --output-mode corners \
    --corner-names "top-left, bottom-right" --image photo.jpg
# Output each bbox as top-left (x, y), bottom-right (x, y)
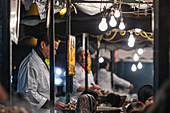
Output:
top-left (0, 0), bottom-right (169, 113)
top-left (18, 0), bottom-right (154, 112)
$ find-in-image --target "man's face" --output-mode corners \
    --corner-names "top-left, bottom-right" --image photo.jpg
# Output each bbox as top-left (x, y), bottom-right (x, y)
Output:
top-left (41, 41), bottom-right (58, 59)
top-left (77, 50), bottom-right (85, 66)
top-left (145, 96), bottom-right (153, 105)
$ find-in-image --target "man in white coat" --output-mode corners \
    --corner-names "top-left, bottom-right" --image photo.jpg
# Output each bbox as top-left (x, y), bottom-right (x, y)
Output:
top-left (17, 35), bottom-right (65, 113)
top-left (71, 47), bottom-right (101, 101)
top-left (98, 59), bottom-right (134, 92)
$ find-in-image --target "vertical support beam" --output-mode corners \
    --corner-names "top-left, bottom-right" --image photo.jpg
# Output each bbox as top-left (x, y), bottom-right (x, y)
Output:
top-left (66, 0), bottom-right (72, 104)
top-left (154, 0), bottom-right (169, 92)
top-left (1, 0), bottom-right (12, 96)
top-left (48, 0), bottom-right (55, 112)
top-left (110, 51), bottom-right (115, 90)
top-left (95, 39), bottom-right (100, 84)
top-left (85, 34), bottom-right (88, 91)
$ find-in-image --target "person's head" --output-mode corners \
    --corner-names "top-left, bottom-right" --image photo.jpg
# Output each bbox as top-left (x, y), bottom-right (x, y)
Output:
top-left (138, 85), bottom-right (154, 105)
top-left (36, 34), bottom-right (58, 59)
top-left (146, 80), bottom-right (170, 113)
top-left (99, 58), bottom-right (110, 71)
top-left (77, 47), bottom-right (85, 66)
top-left (126, 102), bottom-right (144, 113)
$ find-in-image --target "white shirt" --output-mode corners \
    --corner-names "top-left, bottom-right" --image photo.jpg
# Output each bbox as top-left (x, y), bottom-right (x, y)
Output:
top-left (17, 49), bottom-right (50, 113)
top-left (98, 68), bottom-right (131, 91)
top-left (71, 62), bottom-right (95, 101)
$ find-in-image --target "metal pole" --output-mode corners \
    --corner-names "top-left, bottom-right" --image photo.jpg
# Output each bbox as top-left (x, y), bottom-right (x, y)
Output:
top-left (95, 39), bottom-right (100, 84)
top-left (47, 0), bottom-right (55, 112)
top-left (66, 0), bottom-right (72, 104)
top-left (85, 34), bottom-right (88, 91)
top-left (1, 0), bottom-right (12, 103)
top-left (154, 0), bottom-right (169, 92)
top-left (110, 51), bottom-right (115, 90)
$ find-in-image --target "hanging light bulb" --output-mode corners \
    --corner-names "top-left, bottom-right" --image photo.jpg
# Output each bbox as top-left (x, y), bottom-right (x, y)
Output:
top-left (131, 64), bottom-right (137, 72)
top-left (99, 17), bottom-right (108, 31)
top-left (99, 57), bottom-right (104, 63)
top-left (114, 9), bottom-right (120, 18)
top-left (137, 48), bottom-right (144, 55)
top-left (109, 15), bottom-right (117, 27)
top-left (135, 28), bottom-right (142, 33)
top-left (128, 41), bottom-right (135, 48)
top-left (137, 62), bottom-right (143, 69)
top-left (133, 53), bottom-right (139, 61)
top-left (119, 18), bottom-right (125, 30)
top-left (128, 32), bottom-right (135, 43)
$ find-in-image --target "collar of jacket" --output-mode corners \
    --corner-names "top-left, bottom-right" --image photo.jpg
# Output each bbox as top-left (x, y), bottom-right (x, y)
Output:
top-left (34, 47), bottom-right (45, 62)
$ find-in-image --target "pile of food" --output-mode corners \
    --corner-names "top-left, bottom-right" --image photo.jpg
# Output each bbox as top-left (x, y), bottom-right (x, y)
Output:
top-left (0, 105), bottom-right (28, 113)
top-left (97, 90), bottom-right (113, 97)
top-left (64, 101), bottom-right (77, 110)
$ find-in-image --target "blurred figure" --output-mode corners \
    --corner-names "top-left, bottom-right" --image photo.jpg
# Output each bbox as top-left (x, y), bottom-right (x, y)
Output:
top-left (126, 102), bottom-right (144, 113)
top-left (0, 82), bottom-right (32, 113)
top-left (76, 93), bottom-right (97, 113)
top-left (144, 80), bottom-right (170, 113)
top-left (0, 83), bottom-right (8, 104)
top-left (71, 47), bottom-right (100, 101)
top-left (98, 59), bottom-right (134, 92)
top-left (138, 85), bottom-right (154, 106)
top-left (142, 103), bottom-right (153, 113)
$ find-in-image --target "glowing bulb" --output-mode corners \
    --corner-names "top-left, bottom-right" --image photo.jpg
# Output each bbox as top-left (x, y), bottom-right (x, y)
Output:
top-left (56, 68), bottom-right (62, 75)
top-left (99, 17), bottom-right (108, 31)
top-left (135, 28), bottom-right (142, 33)
top-left (137, 48), bottom-right (144, 55)
top-left (128, 41), bottom-right (135, 48)
top-left (56, 1), bottom-right (59, 5)
top-left (114, 9), bottom-right (120, 18)
top-left (119, 21), bottom-right (125, 30)
top-left (131, 64), bottom-right (137, 72)
top-left (128, 34), bottom-right (135, 43)
top-left (99, 57), bottom-right (104, 63)
top-left (109, 15), bottom-right (117, 27)
top-left (133, 53), bottom-right (139, 61)
top-left (55, 78), bottom-right (63, 85)
top-left (137, 62), bottom-right (143, 69)
top-left (59, 7), bottom-right (67, 15)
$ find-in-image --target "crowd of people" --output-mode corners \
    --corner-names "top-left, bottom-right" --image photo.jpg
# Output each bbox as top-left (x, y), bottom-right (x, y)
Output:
top-left (0, 35), bottom-right (169, 113)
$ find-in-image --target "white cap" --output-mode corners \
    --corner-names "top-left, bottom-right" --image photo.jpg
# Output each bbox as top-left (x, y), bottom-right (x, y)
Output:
top-left (77, 47), bottom-right (85, 53)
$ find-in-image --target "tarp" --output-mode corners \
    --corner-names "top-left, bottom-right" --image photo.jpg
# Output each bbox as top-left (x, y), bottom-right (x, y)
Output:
top-left (19, 3), bottom-right (153, 51)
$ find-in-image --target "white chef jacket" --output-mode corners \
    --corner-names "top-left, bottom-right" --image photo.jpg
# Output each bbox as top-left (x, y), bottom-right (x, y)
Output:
top-left (98, 68), bottom-right (131, 91)
top-left (17, 49), bottom-right (50, 113)
top-left (71, 62), bottom-right (95, 101)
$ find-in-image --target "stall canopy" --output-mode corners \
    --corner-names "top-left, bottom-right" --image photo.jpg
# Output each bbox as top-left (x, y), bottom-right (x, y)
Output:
top-left (19, 0), bottom-right (153, 51)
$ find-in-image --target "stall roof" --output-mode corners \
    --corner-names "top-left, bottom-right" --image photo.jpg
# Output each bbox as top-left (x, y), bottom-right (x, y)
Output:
top-left (19, 1), bottom-right (153, 50)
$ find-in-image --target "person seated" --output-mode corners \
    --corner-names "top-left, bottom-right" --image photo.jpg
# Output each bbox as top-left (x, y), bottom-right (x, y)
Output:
top-left (138, 85), bottom-right (154, 106)
top-left (143, 80), bottom-right (170, 113)
top-left (71, 47), bottom-right (100, 101)
top-left (97, 58), bottom-right (133, 92)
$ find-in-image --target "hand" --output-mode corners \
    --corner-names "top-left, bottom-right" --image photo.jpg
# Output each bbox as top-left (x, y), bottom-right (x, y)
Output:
top-left (93, 84), bottom-right (101, 90)
top-left (89, 84), bottom-right (101, 91)
top-left (130, 84), bottom-right (134, 91)
top-left (55, 102), bottom-right (66, 110)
